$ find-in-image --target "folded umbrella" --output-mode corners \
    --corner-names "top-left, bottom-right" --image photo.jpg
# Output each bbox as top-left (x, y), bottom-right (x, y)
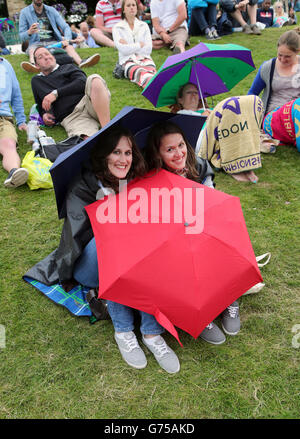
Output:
top-left (142, 42), bottom-right (256, 109)
top-left (86, 169), bottom-right (263, 344)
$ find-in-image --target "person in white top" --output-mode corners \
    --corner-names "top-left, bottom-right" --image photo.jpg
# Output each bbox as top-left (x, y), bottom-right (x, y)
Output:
top-left (150, 0), bottom-right (188, 54)
top-left (113, 0), bottom-right (157, 88)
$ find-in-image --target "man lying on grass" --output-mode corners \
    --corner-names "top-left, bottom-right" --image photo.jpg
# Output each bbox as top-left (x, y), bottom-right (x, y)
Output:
top-left (31, 47), bottom-right (111, 139)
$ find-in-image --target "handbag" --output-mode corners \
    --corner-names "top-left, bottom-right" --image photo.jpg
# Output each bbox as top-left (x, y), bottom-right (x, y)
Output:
top-left (37, 135), bottom-right (84, 162)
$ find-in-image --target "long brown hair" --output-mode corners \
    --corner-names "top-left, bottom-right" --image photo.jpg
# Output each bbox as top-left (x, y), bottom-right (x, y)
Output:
top-left (121, 0), bottom-right (139, 20)
top-left (90, 125), bottom-right (146, 192)
top-left (144, 121), bottom-right (200, 182)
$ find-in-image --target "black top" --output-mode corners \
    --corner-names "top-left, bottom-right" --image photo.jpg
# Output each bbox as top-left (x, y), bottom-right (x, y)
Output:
top-left (31, 63), bottom-right (87, 122)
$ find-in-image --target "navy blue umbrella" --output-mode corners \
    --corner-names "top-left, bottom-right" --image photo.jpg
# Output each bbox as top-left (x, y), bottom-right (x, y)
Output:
top-left (50, 106), bottom-right (206, 218)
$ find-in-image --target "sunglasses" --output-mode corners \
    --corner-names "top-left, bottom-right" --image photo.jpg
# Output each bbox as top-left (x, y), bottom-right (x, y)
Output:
top-left (112, 3), bottom-right (117, 14)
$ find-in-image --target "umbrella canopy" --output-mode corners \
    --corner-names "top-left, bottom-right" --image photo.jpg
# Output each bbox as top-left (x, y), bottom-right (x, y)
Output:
top-left (50, 106), bottom-right (206, 219)
top-left (142, 42), bottom-right (256, 108)
top-left (86, 169), bottom-right (263, 345)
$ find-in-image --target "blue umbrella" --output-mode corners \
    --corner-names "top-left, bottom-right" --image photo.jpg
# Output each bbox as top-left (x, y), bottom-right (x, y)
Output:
top-left (50, 106), bottom-right (206, 219)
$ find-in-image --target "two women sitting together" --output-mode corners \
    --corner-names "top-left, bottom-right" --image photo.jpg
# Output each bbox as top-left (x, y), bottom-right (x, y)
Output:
top-left (26, 120), bottom-right (241, 374)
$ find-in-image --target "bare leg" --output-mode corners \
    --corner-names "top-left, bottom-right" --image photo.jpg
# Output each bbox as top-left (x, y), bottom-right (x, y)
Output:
top-left (0, 138), bottom-right (21, 172)
top-left (231, 172), bottom-right (251, 182)
top-left (28, 47), bottom-right (36, 65)
top-left (90, 28), bottom-right (115, 48)
top-left (230, 10), bottom-right (247, 27)
top-left (152, 39), bottom-right (166, 50)
top-left (247, 5), bottom-right (258, 25)
top-left (231, 171), bottom-right (258, 183)
top-left (64, 44), bottom-right (82, 65)
top-left (245, 170), bottom-right (259, 183)
top-left (90, 77), bottom-right (110, 128)
top-left (174, 41), bottom-right (185, 53)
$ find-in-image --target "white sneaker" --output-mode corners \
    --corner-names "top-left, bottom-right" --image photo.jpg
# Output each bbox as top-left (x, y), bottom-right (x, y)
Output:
top-left (114, 331), bottom-right (147, 369)
top-left (4, 168), bottom-right (29, 188)
top-left (143, 335), bottom-right (180, 374)
top-left (79, 53), bottom-right (100, 68)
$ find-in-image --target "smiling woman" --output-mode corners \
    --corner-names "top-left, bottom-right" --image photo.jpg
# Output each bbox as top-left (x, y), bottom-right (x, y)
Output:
top-left (248, 30), bottom-right (300, 152)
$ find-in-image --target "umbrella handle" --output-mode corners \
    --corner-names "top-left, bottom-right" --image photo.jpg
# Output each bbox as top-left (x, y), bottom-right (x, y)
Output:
top-left (256, 252), bottom-right (271, 267)
top-left (193, 60), bottom-right (206, 110)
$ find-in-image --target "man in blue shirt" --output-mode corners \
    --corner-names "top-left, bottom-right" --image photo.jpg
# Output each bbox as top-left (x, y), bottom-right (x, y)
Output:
top-left (19, 0), bottom-right (100, 73)
top-left (0, 58), bottom-right (28, 188)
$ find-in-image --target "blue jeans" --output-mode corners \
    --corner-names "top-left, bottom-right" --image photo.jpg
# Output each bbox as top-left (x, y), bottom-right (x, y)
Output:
top-left (73, 238), bottom-right (164, 335)
top-left (73, 238), bottom-right (99, 288)
top-left (189, 5), bottom-right (217, 35)
top-left (107, 301), bottom-right (164, 335)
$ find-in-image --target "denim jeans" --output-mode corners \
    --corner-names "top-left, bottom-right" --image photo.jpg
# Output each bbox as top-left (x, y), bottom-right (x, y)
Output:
top-left (73, 237), bottom-right (99, 288)
top-left (107, 301), bottom-right (164, 335)
top-left (73, 238), bottom-right (164, 335)
top-left (189, 5), bottom-right (217, 35)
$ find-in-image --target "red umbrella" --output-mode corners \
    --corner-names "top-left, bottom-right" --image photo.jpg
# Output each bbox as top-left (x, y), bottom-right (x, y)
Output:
top-left (85, 170), bottom-right (262, 345)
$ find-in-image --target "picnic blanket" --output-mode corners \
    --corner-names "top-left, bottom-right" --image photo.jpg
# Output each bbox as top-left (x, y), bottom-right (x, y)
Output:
top-left (24, 276), bottom-right (94, 319)
top-left (198, 95), bottom-right (264, 174)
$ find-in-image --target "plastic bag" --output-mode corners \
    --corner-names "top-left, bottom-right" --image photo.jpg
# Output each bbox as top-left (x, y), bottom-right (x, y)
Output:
top-left (21, 151), bottom-right (53, 190)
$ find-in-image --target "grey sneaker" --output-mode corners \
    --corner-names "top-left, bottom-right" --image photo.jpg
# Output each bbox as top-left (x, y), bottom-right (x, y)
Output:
top-left (221, 301), bottom-right (240, 335)
top-left (143, 335), bottom-right (180, 374)
top-left (4, 168), bottom-right (29, 188)
top-left (114, 331), bottom-right (147, 369)
top-left (242, 24), bottom-right (253, 34)
top-left (251, 24), bottom-right (262, 35)
top-left (205, 30), bottom-right (215, 40)
top-left (200, 322), bottom-right (226, 345)
top-left (211, 29), bottom-right (221, 40)
top-left (79, 53), bottom-right (100, 68)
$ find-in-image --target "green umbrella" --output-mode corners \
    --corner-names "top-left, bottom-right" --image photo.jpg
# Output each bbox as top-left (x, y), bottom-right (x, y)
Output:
top-left (142, 42), bottom-right (256, 109)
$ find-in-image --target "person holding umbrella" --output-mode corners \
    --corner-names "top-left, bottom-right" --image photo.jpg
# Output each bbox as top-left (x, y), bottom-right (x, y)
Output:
top-left (112, 0), bottom-right (157, 88)
top-left (25, 124), bottom-right (180, 374)
top-left (144, 120), bottom-right (241, 344)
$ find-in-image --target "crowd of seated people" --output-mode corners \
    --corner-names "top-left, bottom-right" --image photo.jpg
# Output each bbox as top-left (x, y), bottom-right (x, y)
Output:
top-left (0, 0), bottom-right (298, 373)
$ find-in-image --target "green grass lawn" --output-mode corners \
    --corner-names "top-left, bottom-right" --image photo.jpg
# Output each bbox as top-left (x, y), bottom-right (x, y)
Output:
top-left (0, 26), bottom-right (299, 419)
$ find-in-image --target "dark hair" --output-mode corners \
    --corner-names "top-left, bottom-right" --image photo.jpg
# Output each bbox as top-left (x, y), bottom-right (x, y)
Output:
top-left (278, 30), bottom-right (300, 53)
top-left (176, 82), bottom-right (208, 111)
top-left (121, 0), bottom-right (139, 20)
top-left (144, 121), bottom-right (199, 181)
top-left (90, 125), bottom-right (146, 192)
top-left (32, 45), bottom-right (52, 64)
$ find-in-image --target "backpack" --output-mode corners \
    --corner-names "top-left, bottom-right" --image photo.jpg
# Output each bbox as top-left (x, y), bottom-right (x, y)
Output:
top-left (37, 135), bottom-right (84, 162)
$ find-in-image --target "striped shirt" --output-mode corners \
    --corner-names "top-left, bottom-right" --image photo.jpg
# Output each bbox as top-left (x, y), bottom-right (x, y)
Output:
top-left (95, 0), bottom-right (122, 29)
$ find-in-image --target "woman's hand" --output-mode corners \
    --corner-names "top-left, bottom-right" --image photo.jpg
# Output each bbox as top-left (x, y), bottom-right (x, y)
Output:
top-left (119, 38), bottom-right (128, 44)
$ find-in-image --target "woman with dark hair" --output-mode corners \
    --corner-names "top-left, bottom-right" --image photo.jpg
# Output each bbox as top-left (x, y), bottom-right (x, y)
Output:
top-left (248, 30), bottom-right (300, 152)
top-left (25, 125), bottom-right (179, 374)
top-left (112, 0), bottom-right (156, 88)
top-left (144, 121), bottom-right (241, 345)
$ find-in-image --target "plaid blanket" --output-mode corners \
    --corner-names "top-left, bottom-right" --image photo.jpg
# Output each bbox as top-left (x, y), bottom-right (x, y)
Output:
top-left (24, 276), bottom-right (92, 318)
